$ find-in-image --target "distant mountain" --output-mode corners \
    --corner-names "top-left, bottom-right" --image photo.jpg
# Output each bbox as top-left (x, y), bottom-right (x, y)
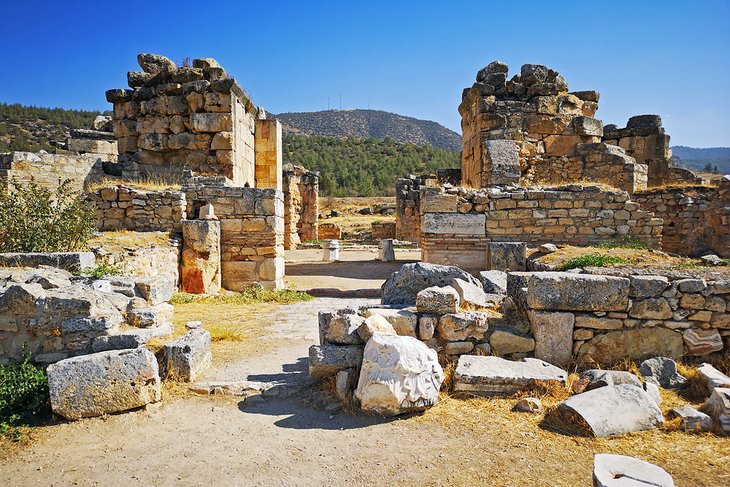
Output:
top-left (274, 109), bottom-right (462, 151)
top-left (671, 146), bottom-right (730, 174)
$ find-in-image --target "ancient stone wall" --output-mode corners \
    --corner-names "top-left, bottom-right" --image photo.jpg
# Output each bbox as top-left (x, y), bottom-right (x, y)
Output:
top-left (318, 223), bottom-right (342, 240)
top-left (87, 186), bottom-right (186, 232)
top-left (372, 221), bottom-right (396, 239)
top-left (420, 185), bottom-right (662, 270)
top-left (634, 180), bottom-right (730, 257)
top-left (91, 236), bottom-right (181, 286)
top-left (106, 55), bottom-right (265, 186)
top-left (282, 164), bottom-right (319, 249)
top-left (0, 151), bottom-right (109, 192)
top-left (183, 177), bottom-right (284, 290)
top-left (395, 174), bottom-right (438, 242)
top-left (255, 119), bottom-right (283, 190)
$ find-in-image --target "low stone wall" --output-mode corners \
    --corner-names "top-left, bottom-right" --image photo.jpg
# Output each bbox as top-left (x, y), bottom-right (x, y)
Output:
top-left (283, 164), bottom-right (318, 249)
top-left (634, 180), bottom-right (730, 257)
top-left (318, 222), bottom-right (342, 240)
top-left (395, 174), bottom-right (438, 242)
top-left (0, 151), bottom-right (109, 192)
top-left (421, 185), bottom-right (662, 270)
top-left (372, 221), bottom-right (396, 239)
top-left (91, 236), bottom-right (181, 286)
top-left (87, 186), bottom-right (186, 232)
top-left (0, 252), bottom-right (95, 272)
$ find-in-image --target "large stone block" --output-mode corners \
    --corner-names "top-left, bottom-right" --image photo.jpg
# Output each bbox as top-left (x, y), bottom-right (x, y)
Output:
top-left (422, 213), bottom-right (486, 236)
top-left (47, 348), bottom-right (161, 420)
top-left (354, 333), bottom-right (443, 416)
top-left (487, 242), bottom-right (526, 272)
top-left (0, 252), bottom-right (95, 272)
top-left (416, 286), bottom-right (460, 314)
top-left (578, 329), bottom-right (684, 366)
top-left (526, 272), bottom-right (630, 311)
top-left (437, 311), bottom-right (489, 341)
top-left (482, 139), bottom-right (520, 186)
top-left (453, 356), bottom-right (567, 395)
top-left (308, 344), bottom-right (363, 379)
top-left (702, 387), bottom-right (730, 435)
top-left (161, 329), bottom-right (212, 381)
top-left (529, 310), bottom-right (574, 366)
top-left (181, 220), bottom-right (221, 294)
top-left (319, 309), bottom-right (364, 345)
top-left (381, 262), bottom-right (482, 306)
top-left (135, 275), bottom-right (176, 305)
top-left (363, 308), bottom-right (417, 337)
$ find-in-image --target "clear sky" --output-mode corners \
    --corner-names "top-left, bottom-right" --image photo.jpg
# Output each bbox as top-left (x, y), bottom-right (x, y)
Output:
top-left (1, 0), bottom-right (728, 146)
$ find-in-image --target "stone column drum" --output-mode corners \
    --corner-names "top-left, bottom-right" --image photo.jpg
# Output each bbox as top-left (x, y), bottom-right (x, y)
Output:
top-left (181, 220), bottom-right (222, 294)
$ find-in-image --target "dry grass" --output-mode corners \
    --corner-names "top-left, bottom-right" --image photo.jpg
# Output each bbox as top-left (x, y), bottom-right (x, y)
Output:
top-left (87, 230), bottom-right (175, 253)
top-left (317, 196), bottom-right (396, 237)
top-left (528, 179), bottom-right (617, 191)
top-left (86, 175), bottom-right (181, 193)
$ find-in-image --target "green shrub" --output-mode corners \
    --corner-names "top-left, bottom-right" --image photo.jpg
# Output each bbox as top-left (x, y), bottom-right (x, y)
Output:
top-left (83, 263), bottom-right (124, 278)
top-left (561, 253), bottom-right (631, 270)
top-left (0, 178), bottom-right (95, 252)
top-left (0, 356), bottom-right (50, 427)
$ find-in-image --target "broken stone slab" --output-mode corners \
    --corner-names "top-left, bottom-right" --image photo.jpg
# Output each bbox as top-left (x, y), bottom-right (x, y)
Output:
top-left (416, 286), bottom-right (460, 314)
top-left (552, 384), bottom-right (663, 437)
top-left (580, 369), bottom-right (642, 391)
top-left (336, 368), bottom-right (357, 401)
top-left (479, 270), bottom-right (507, 295)
top-left (453, 355), bottom-right (567, 396)
top-left (593, 454), bottom-right (674, 487)
top-left (683, 328), bottom-right (723, 356)
top-left (161, 329), bottom-right (212, 382)
top-left (357, 314), bottom-right (396, 342)
top-left (377, 239), bottom-right (395, 262)
top-left (488, 330), bottom-right (535, 356)
top-left (354, 333), bottom-right (443, 416)
top-left (47, 348), bottom-right (161, 420)
top-left (450, 278), bottom-right (498, 309)
top-left (308, 344), bottom-right (363, 379)
top-left (487, 242), bottom-right (526, 272)
top-left (363, 308), bottom-right (417, 337)
top-left (437, 311), bottom-right (489, 341)
top-left (638, 357), bottom-right (687, 389)
top-left (189, 380), bottom-right (279, 396)
top-left (697, 363), bottom-right (730, 390)
top-left (134, 275), bottom-right (176, 305)
top-left (381, 262), bottom-right (482, 306)
top-left (578, 329), bottom-right (684, 367)
top-left (127, 302), bottom-right (174, 328)
top-left (526, 272), bottom-right (630, 311)
top-left (670, 405), bottom-right (712, 432)
top-left (319, 309), bottom-right (364, 345)
top-left (702, 387), bottom-right (730, 435)
top-left (529, 310), bottom-right (574, 367)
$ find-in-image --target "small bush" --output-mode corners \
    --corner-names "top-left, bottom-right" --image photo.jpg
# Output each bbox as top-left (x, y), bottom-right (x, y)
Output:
top-left (0, 178), bottom-right (95, 252)
top-left (0, 356), bottom-right (50, 429)
top-left (83, 263), bottom-right (124, 278)
top-left (561, 253), bottom-right (631, 270)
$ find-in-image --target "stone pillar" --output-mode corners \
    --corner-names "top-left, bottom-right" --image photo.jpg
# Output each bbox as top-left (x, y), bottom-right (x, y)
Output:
top-left (378, 239), bottom-right (396, 261)
top-left (254, 119), bottom-right (282, 190)
top-left (323, 240), bottom-right (340, 261)
top-left (181, 220), bottom-right (221, 294)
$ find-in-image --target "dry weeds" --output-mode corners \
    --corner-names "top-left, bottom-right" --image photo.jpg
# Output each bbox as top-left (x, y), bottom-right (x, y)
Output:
top-left (86, 175), bottom-right (181, 192)
top-left (87, 230), bottom-right (175, 253)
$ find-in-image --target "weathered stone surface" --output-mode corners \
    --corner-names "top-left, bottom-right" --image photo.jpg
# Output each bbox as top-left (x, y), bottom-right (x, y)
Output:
top-left (580, 369), bottom-right (642, 391)
top-left (0, 252), bottom-right (95, 272)
top-left (482, 139), bottom-right (521, 186)
top-left (443, 341), bottom-right (474, 355)
top-left (638, 357), bottom-right (687, 388)
top-left (416, 286), bottom-right (460, 314)
top-left (422, 213), bottom-right (486, 236)
top-left (135, 275), bottom-right (175, 305)
top-left (137, 53), bottom-right (176, 74)
top-left (319, 309), bottom-right (363, 345)
top-left (357, 314), bottom-right (396, 343)
top-left (671, 405), bottom-right (712, 432)
top-left (529, 310), bottom-right (574, 366)
top-left (354, 333), bottom-right (443, 416)
top-left (47, 348), bottom-right (161, 420)
top-left (364, 308), bottom-right (417, 337)
top-left (436, 311), bottom-right (489, 341)
top-left (527, 272), bottom-right (630, 311)
top-left (161, 329), bottom-right (212, 381)
top-left (418, 315), bottom-right (437, 340)
top-left (487, 242), bottom-right (526, 272)
top-left (479, 270), bottom-right (507, 295)
top-left (683, 328), bottom-right (723, 356)
top-left (629, 298), bottom-right (673, 320)
top-left (377, 239), bottom-right (396, 262)
top-left (91, 323), bottom-right (173, 352)
top-left (488, 330), bottom-right (535, 356)
top-left (181, 220), bottom-right (221, 294)
top-left (553, 384), bottom-right (663, 437)
top-left (697, 363), bottom-right (730, 390)
top-left (702, 387), bottom-right (730, 435)
top-left (643, 381), bottom-right (662, 406)
top-left (381, 262), bottom-right (482, 306)
top-left (453, 355), bottom-right (567, 395)
top-left (514, 397), bottom-right (543, 413)
top-left (578, 329), bottom-right (684, 367)
top-left (593, 454), bottom-right (674, 487)
top-left (450, 278), bottom-right (497, 309)
top-left (335, 368), bottom-right (356, 401)
top-left (629, 275), bottom-right (669, 298)
top-left (676, 278), bottom-right (706, 293)
top-left (308, 344), bottom-right (363, 379)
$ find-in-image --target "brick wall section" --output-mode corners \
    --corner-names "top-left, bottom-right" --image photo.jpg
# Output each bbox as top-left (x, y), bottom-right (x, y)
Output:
top-left (1, 151), bottom-right (109, 192)
top-left (634, 181), bottom-right (730, 257)
top-left (87, 186), bottom-right (186, 232)
top-left (282, 165), bottom-right (319, 249)
top-left (183, 178), bottom-right (284, 290)
top-left (421, 185), bottom-right (662, 270)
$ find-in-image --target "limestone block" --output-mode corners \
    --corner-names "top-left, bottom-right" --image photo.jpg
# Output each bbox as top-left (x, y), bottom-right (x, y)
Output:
top-left (453, 355), bottom-right (567, 395)
top-left (443, 341), bottom-right (474, 355)
top-left (416, 286), bottom-right (460, 314)
top-left (487, 241), bottom-right (526, 272)
top-left (418, 315), bottom-right (437, 340)
top-left (529, 310), bottom-right (574, 366)
top-left (670, 405), bottom-right (712, 432)
top-left (479, 270), bottom-right (507, 295)
top-left (381, 262), bottom-right (482, 306)
top-left (579, 330), bottom-right (684, 367)
top-left (629, 298), bottom-right (672, 320)
top-left (363, 308), bottom-right (417, 337)
top-left (137, 53), bottom-right (176, 74)
top-left (638, 357), bottom-right (687, 388)
top-left (436, 311), bottom-right (489, 341)
top-left (488, 330), bottom-right (535, 356)
top-left (683, 328), bottom-right (723, 356)
top-left (357, 314), bottom-right (396, 342)
top-left (421, 192), bottom-right (458, 213)
top-left (572, 116), bottom-right (603, 137)
top-left (702, 387), bottom-right (730, 435)
top-left (161, 329), bottom-right (212, 381)
top-left (135, 275), bottom-right (176, 305)
top-left (354, 333), bottom-right (443, 416)
top-left (422, 213), bottom-right (486, 236)
top-left (47, 348), bottom-right (161, 420)
top-left (593, 454), bottom-right (674, 487)
top-left (319, 309), bottom-right (364, 345)
top-left (482, 139), bottom-right (520, 186)
top-left (697, 363), bottom-right (730, 389)
top-left (181, 220), bottom-right (221, 294)
top-left (553, 384), bottom-right (663, 437)
top-left (580, 369), bottom-right (642, 391)
top-left (450, 277), bottom-right (498, 309)
top-left (377, 239), bottom-right (395, 261)
top-left (526, 272), bottom-right (630, 311)
top-left (190, 113), bottom-right (232, 132)
top-left (629, 275), bottom-right (669, 298)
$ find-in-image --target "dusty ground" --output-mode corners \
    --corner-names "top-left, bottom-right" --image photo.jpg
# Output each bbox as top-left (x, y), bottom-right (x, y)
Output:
top-left (2, 295), bottom-right (728, 486)
top-left (318, 196), bottom-right (396, 237)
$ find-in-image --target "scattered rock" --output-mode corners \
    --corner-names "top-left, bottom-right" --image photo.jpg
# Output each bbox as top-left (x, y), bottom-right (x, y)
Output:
top-left (354, 333), bottom-right (443, 416)
top-left (436, 311), bottom-right (489, 341)
top-left (702, 387), bottom-right (730, 435)
top-left (638, 357), bottom-right (687, 389)
top-left (670, 405), bottom-right (712, 432)
top-left (442, 341), bottom-right (474, 355)
top-left (357, 314), bottom-right (396, 342)
top-left (161, 329), bottom-right (212, 381)
top-left (580, 369), bottom-right (641, 391)
top-left (593, 453), bottom-right (674, 487)
top-left (538, 243), bottom-right (558, 254)
top-left (697, 362), bottom-right (730, 390)
top-left (453, 355), bottom-right (567, 395)
top-left (47, 348), bottom-right (161, 420)
top-left (643, 381), bottom-right (662, 406)
top-left (700, 254), bottom-right (725, 266)
top-left (381, 262), bottom-right (482, 305)
top-left (527, 272), bottom-right (630, 311)
top-left (479, 270), bottom-right (507, 295)
top-left (186, 320), bottom-right (202, 329)
top-left (416, 286), bottom-right (460, 314)
top-left (308, 344), bottom-right (363, 379)
top-left (514, 397), bottom-right (542, 413)
top-left (364, 308), bottom-right (417, 337)
top-left (552, 384), bottom-right (663, 437)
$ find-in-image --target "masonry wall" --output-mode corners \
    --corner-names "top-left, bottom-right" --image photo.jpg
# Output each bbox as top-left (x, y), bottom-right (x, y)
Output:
top-left (420, 185), bottom-right (662, 270)
top-left (282, 165), bottom-right (319, 249)
top-left (87, 186), bottom-right (186, 232)
top-left (634, 181), bottom-right (730, 257)
top-left (395, 174), bottom-right (438, 242)
top-left (255, 119), bottom-right (283, 190)
top-left (0, 151), bottom-right (109, 192)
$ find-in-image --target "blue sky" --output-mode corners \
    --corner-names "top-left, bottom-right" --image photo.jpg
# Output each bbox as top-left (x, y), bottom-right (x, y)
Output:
top-left (1, 0), bottom-right (728, 146)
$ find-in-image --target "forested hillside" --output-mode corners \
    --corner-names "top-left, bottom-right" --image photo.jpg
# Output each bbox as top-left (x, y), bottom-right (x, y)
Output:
top-left (671, 146), bottom-right (730, 174)
top-left (283, 135), bottom-right (460, 196)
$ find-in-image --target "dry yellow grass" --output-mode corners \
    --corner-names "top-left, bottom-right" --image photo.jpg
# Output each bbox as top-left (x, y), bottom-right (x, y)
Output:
top-left (87, 230), bottom-right (175, 253)
top-left (86, 175), bottom-right (181, 193)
